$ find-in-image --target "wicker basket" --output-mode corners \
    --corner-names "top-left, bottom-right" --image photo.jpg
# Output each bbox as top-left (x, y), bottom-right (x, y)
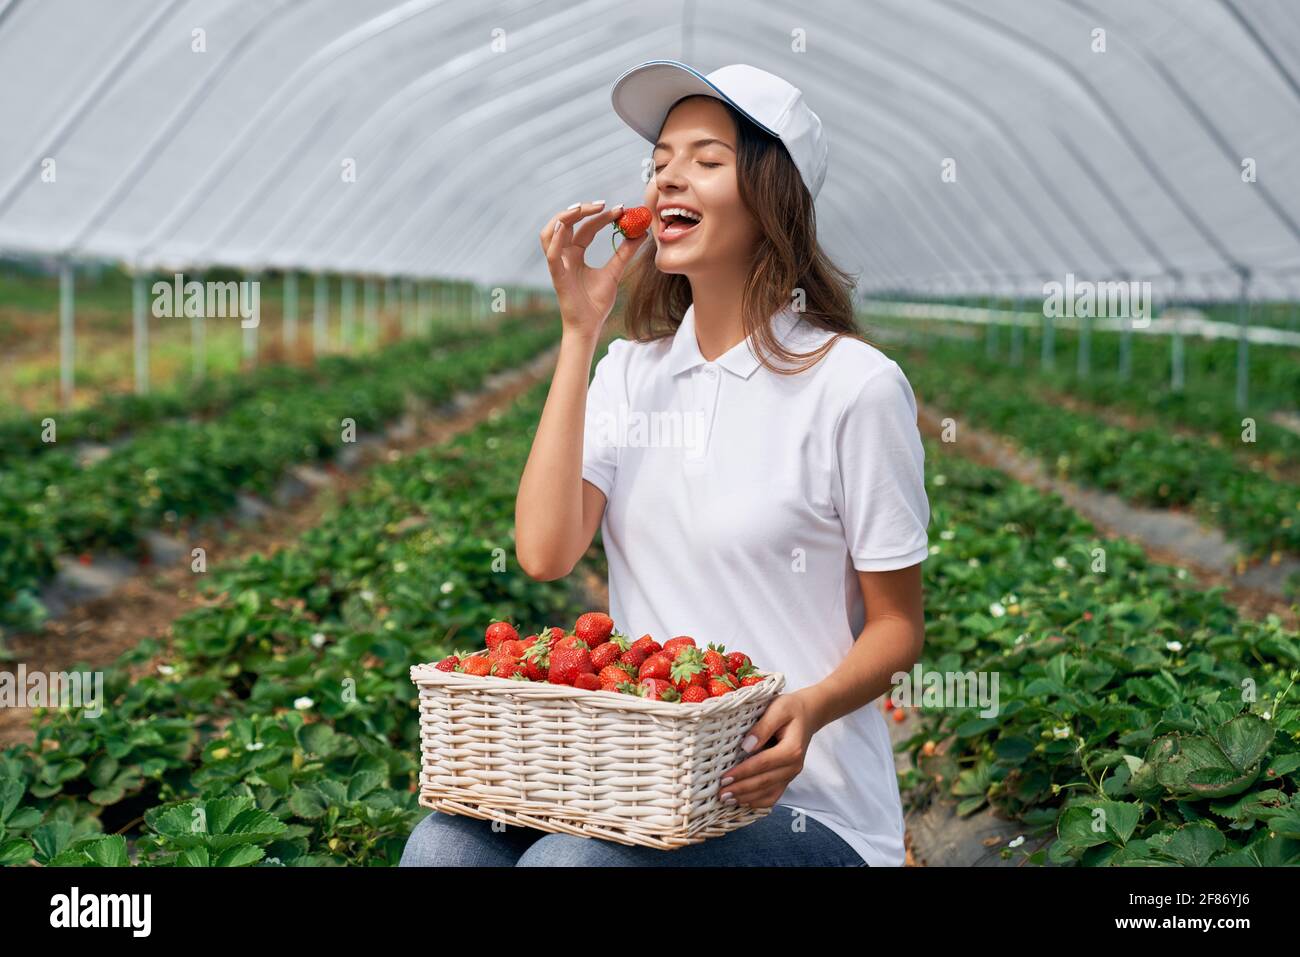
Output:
top-left (410, 651), bottom-right (786, 849)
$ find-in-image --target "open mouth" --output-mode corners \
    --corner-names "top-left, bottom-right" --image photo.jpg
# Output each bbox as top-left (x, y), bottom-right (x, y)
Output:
top-left (659, 206), bottom-right (703, 241)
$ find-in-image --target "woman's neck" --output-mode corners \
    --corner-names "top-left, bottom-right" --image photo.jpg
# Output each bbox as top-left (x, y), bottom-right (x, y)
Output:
top-left (688, 272), bottom-right (750, 361)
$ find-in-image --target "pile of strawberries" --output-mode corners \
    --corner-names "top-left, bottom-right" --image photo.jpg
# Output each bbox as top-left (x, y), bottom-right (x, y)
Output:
top-left (434, 611), bottom-right (765, 703)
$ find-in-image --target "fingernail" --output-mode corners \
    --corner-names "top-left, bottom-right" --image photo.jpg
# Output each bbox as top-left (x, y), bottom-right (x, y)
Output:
top-left (722, 794), bottom-right (736, 804)
top-left (741, 735), bottom-right (757, 753)
top-left (566, 203), bottom-right (581, 210)
top-left (719, 776), bottom-right (734, 787)
top-left (553, 221), bottom-right (561, 234)
top-left (590, 200), bottom-right (605, 206)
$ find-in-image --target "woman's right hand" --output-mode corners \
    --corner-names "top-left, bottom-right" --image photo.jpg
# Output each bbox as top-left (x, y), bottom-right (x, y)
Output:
top-left (539, 200), bottom-right (649, 340)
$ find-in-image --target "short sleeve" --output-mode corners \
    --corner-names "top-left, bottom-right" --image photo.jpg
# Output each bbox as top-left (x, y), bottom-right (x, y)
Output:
top-left (830, 362), bottom-right (931, 572)
top-left (581, 339), bottom-right (627, 499)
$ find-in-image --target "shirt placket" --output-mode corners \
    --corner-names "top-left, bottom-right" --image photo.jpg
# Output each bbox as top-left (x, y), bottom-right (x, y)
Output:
top-left (683, 362), bottom-right (721, 475)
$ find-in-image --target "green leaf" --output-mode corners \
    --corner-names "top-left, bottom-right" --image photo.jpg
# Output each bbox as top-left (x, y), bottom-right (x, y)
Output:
top-left (288, 788), bottom-right (328, 820)
top-left (1152, 824), bottom-right (1225, 866)
top-left (215, 844), bottom-right (265, 867)
top-left (82, 835), bottom-right (130, 867)
top-left (0, 838), bottom-right (35, 866)
top-left (1057, 806), bottom-right (1111, 849)
top-left (1212, 713), bottom-right (1274, 773)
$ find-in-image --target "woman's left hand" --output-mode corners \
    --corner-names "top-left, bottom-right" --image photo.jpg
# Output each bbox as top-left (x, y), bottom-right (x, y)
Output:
top-left (720, 689), bottom-right (824, 809)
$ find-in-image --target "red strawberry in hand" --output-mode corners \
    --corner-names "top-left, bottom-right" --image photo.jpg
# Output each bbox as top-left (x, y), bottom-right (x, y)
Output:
top-left (611, 205), bottom-right (652, 250)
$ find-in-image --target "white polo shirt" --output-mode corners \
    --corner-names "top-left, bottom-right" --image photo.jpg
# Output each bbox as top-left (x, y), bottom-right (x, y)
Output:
top-left (582, 302), bottom-right (931, 866)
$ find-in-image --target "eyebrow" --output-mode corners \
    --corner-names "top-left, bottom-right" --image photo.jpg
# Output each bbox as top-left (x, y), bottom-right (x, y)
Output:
top-left (652, 137), bottom-right (735, 153)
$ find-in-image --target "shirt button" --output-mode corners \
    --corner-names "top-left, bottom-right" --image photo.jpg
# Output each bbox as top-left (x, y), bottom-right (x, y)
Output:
top-left (704, 367), bottom-right (717, 379)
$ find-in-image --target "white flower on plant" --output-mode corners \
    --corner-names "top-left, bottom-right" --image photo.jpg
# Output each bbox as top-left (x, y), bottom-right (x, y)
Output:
top-left (293, 696), bottom-right (314, 711)
top-left (360, 589), bottom-right (375, 603)
top-left (1008, 835), bottom-right (1025, 848)
top-left (440, 581), bottom-right (455, 594)
top-left (310, 632), bottom-right (327, 648)
top-left (929, 545), bottom-right (941, 555)
top-left (1262, 710), bottom-right (1272, 720)
top-left (940, 529), bottom-right (956, 541)
top-left (989, 602), bottom-right (1006, 618)
top-left (246, 741), bottom-right (265, 751)
top-left (1053, 556), bottom-right (1069, 569)
top-left (1165, 640), bottom-right (1183, 653)
top-left (968, 557), bottom-right (981, 568)
top-left (157, 664), bottom-right (175, 676)
top-left (393, 561), bottom-right (408, 574)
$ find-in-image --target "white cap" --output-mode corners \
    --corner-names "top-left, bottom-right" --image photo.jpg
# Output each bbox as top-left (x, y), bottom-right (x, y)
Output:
top-left (611, 59), bottom-right (828, 200)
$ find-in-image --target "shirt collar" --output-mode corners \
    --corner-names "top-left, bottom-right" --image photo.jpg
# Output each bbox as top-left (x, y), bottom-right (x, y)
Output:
top-left (666, 303), bottom-right (803, 379)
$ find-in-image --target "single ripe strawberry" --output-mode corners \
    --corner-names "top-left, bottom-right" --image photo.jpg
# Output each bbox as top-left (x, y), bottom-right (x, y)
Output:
top-left (619, 647), bottom-right (648, 671)
top-left (739, 674), bottom-right (764, 687)
top-left (485, 621), bottom-right (518, 652)
top-left (630, 635), bottom-right (662, 658)
top-left (703, 646), bottom-right (729, 679)
top-left (435, 655), bottom-right (460, 672)
top-left (460, 656), bottom-right (492, 677)
top-left (549, 644), bottom-right (594, 685)
top-left (521, 640), bottom-right (550, 681)
top-left (681, 685), bottom-right (710, 704)
top-left (575, 612), bottom-right (615, 647)
top-left (490, 639), bottom-right (527, 662)
top-left (638, 654), bottom-right (673, 682)
top-left (726, 651), bottom-right (751, 674)
top-left (492, 656), bottom-right (525, 679)
top-left (669, 647), bottom-right (707, 693)
top-left (590, 641), bottom-right (622, 671)
top-left (639, 677), bottom-right (679, 702)
top-left (708, 675), bottom-right (738, 697)
top-left (662, 636), bottom-right (696, 660)
top-left (599, 664), bottom-right (635, 688)
top-left (611, 205), bottom-right (652, 249)
top-left (574, 672), bottom-right (603, 691)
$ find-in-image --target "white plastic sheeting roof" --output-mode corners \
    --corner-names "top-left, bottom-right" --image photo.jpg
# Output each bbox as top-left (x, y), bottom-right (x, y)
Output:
top-left (1, 0), bottom-right (1298, 300)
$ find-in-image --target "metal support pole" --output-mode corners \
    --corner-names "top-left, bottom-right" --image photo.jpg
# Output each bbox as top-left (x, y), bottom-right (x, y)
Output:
top-left (283, 270), bottom-right (298, 351)
top-left (132, 271), bottom-right (149, 395)
top-left (1009, 297), bottom-right (1023, 365)
top-left (241, 272), bottom-right (258, 368)
top-left (313, 273), bottom-right (328, 354)
top-left (59, 260), bottom-right (75, 407)
top-left (1041, 310), bottom-right (1055, 370)
top-left (1171, 302), bottom-right (1185, 392)
top-left (1077, 313), bottom-right (1091, 379)
top-left (341, 276), bottom-right (356, 350)
top-left (363, 277), bottom-right (378, 348)
top-left (1235, 274), bottom-right (1250, 412)
top-left (192, 271), bottom-right (205, 382)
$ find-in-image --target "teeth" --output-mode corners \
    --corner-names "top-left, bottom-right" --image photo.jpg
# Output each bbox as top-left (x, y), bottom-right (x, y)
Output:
top-left (661, 207), bottom-right (702, 223)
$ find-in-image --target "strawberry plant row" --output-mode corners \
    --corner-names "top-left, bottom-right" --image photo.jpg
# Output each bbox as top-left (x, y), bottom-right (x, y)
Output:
top-left (0, 318), bottom-right (497, 468)
top-left (881, 322), bottom-right (1300, 471)
top-left (905, 440), bottom-right (1300, 865)
top-left (0, 317), bottom-right (562, 633)
top-left (899, 349), bottom-right (1300, 559)
top-left (0, 345), bottom-right (602, 866)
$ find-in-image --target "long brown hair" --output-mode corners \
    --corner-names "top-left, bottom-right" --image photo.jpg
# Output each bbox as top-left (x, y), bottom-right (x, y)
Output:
top-left (619, 95), bottom-right (868, 374)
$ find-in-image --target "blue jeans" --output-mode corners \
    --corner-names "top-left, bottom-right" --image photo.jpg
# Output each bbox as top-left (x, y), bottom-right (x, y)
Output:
top-left (398, 807), bottom-right (867, 866)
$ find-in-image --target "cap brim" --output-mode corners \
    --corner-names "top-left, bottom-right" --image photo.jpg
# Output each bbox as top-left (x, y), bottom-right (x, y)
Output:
top-left (611, 59), bottom-right (778, 143)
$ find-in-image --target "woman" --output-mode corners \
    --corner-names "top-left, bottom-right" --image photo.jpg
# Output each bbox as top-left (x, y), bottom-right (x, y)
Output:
top-left (402, 61), bottom-right (930, 867)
